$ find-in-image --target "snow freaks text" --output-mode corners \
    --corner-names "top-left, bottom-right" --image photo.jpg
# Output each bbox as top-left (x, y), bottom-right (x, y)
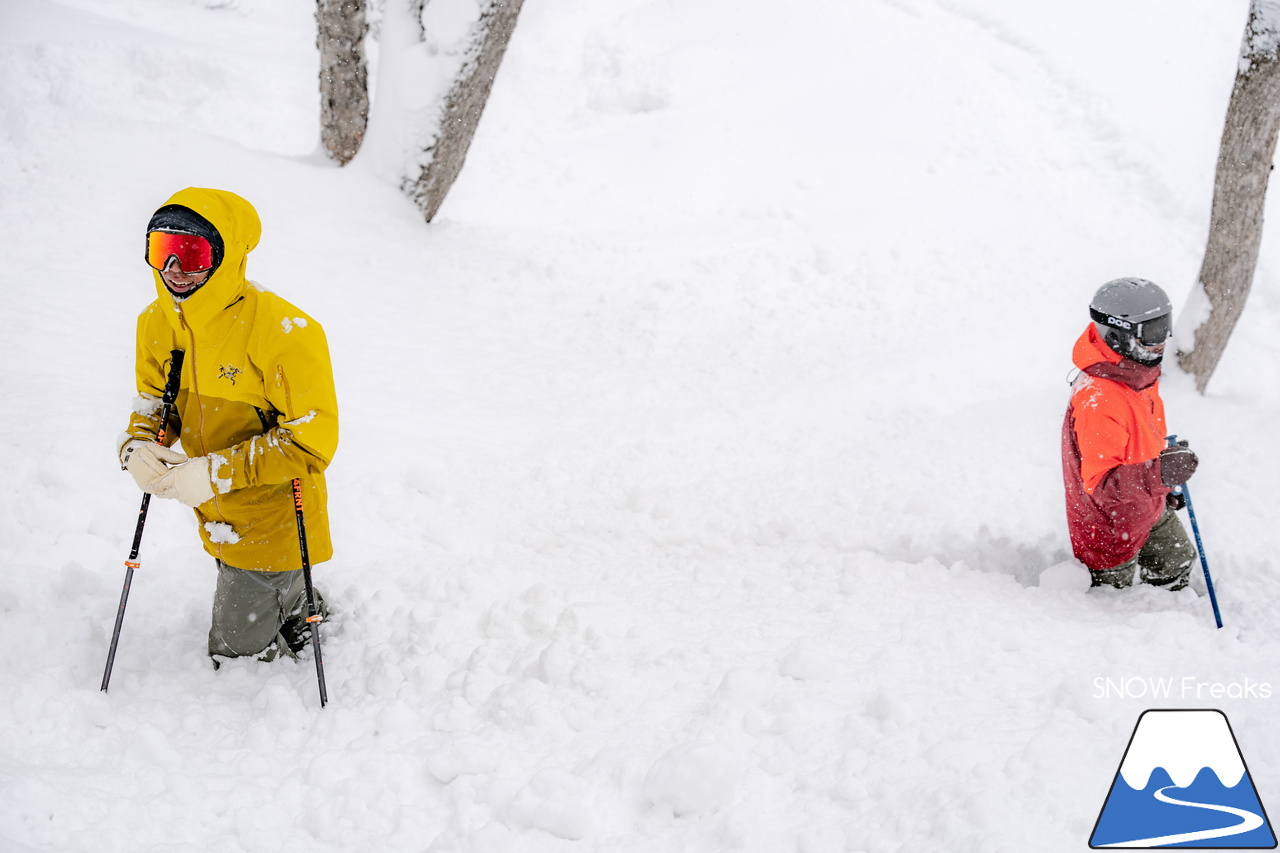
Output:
top-left (1094, 677), bottom-right (1273, 701)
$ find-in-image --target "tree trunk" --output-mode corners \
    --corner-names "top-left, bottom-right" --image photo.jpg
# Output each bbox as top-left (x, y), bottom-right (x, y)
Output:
top-left (402, 0), bottom-right (524, 222)
top-left (1177, 0), bottom-right (1280, 392)
top-left (316, 0), bottom-right (370, 166)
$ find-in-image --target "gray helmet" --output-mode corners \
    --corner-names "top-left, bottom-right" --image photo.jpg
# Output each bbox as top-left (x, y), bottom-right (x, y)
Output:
top-left (1089, 277), bottom-right (1172, 365)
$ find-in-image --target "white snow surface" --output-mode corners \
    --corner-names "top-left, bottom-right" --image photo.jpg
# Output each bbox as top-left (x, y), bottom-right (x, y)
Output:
top-left (6, 0), bottom-right (1280, 851)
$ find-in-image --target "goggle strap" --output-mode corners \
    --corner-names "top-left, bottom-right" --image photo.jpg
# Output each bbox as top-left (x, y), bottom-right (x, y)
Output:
top-left (1090, 306), bottom-right (1134, 332)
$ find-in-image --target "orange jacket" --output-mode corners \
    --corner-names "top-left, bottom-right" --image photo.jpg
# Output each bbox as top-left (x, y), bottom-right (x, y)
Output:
top-left (1061, 325), bottom-right (1170, 571)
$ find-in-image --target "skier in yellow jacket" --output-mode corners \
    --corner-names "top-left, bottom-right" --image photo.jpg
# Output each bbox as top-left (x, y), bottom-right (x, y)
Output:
top-left (118, 187), bottom-right (339, 663)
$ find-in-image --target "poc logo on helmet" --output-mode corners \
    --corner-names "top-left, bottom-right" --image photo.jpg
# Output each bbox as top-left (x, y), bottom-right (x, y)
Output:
top-left (1106, 316), bottom-right (1133, 330)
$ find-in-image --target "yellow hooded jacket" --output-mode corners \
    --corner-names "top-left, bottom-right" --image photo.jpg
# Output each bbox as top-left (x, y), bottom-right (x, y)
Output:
top-left (124, 188), bottom-right (338, 571)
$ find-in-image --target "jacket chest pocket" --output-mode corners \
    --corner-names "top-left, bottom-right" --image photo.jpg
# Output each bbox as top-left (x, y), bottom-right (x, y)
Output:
top-left (275, 364), bottom-right (294, 418)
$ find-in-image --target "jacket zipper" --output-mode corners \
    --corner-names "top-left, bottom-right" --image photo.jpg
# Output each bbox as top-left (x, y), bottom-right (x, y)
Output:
top-left (179, 308), bottom-right (225, 561)
top-left (277, 365), bottom-right (293, 417)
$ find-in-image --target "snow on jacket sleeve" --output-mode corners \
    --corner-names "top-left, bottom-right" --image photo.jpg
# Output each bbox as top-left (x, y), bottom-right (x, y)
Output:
top-left (206, 309), bottom-right (338, 495)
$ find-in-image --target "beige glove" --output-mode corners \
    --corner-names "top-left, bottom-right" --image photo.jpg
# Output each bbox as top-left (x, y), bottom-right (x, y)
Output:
top-left (152, 457), bottom-right (215, 507)
top-left (121, 439), bottom-right (189, 493)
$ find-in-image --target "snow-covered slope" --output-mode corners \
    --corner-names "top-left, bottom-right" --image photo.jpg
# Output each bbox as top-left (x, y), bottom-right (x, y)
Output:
top-left (3, 0), bottom-right (1280, 851)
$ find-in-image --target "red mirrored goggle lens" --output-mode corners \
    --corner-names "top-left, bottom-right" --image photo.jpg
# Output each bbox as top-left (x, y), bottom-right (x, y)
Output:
top-left (146, 231), bottom-right (213, 274)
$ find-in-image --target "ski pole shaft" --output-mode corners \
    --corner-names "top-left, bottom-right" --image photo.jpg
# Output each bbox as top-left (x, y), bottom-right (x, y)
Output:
top-left (102, 350), bottom-right (184, 692)
top-left (1166, 435), bottom-right (1223, 629)
top-left (1180, 486), bottom-right (1223, 628)
top-left (101, 496), bottom-right (147, 692)
top-left (292, 477), bottom-right (328, 707)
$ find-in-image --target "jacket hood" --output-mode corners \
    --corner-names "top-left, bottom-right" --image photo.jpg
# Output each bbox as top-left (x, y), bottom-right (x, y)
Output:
top-left (1072, 324), bottom-right (1161, 391)
top-left (151, 187), bottom-right (260, 327)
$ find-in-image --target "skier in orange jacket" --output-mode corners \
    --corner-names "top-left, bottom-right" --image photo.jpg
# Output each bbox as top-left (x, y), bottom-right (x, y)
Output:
top-left (1061, 278), bottom-right (1199, 589)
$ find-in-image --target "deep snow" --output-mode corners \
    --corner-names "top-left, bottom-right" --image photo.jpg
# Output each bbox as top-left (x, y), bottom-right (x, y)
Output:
top-left (3, 0), bottom-right (1280, 851)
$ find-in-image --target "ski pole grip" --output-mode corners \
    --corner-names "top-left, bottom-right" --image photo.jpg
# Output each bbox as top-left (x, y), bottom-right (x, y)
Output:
top-left (154, 351), bottom-right (185, 446)
top-left (1164, 434), bottom-right (1181, 493)
top-left (162, 350), bottom-right (185, 406)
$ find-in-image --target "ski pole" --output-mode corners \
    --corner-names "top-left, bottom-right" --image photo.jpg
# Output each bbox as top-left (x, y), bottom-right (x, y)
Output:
top-left (102, 349), bottom-right (185, 692)
top-left (1166, 435), bottom-right (1223, 629)
top-left (292, 477), bottom-right (328, 707)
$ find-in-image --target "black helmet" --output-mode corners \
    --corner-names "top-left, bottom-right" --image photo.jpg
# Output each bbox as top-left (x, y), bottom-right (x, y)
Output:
top-left (1089, 277), bottom-right (1172, 365)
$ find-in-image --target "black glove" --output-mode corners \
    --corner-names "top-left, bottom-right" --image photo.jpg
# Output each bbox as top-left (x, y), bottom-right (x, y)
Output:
top-left (1159, 441), bottom-right (1198, 487)
top-left (1166, 491), bottom-right (1186, 511)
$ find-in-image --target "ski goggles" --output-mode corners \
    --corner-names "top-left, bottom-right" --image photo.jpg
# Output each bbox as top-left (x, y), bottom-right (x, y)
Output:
top-left (1091, 308), bottom-right (1171, 346)
top-left (146, 230), bottom-right (214, 274)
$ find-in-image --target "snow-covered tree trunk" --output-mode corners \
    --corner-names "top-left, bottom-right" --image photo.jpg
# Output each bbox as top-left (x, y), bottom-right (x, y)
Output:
top-left (1176, 0), bottom-right (1280, 392)
top-left (316, 0), bottom-right (369, 166)
top-left (403, 0), bottom-right (524, 222)
top-left (355, 0), bottom-right (522, 222)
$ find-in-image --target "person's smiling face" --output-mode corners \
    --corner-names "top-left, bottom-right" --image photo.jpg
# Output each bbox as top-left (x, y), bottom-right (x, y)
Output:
top-left (160, 256), bottom-right (211, 297)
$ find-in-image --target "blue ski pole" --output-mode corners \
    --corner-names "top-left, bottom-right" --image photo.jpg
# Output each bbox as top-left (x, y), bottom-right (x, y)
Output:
top-left (1166, 435), bottom-right (1223, 629)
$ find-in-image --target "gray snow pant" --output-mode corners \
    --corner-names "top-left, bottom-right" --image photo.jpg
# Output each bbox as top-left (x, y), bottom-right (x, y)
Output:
top-left (208, 561), bottom-right (306, 659)
top-left (1090, 508), bottom-right (1196, 591)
